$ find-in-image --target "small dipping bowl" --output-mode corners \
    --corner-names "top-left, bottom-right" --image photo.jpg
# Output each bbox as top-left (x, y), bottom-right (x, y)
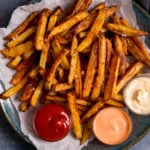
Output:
top-left (92, 107), bottom-right (132, 145)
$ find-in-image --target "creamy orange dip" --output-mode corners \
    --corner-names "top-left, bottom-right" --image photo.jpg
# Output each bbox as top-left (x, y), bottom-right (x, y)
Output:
top-left (93, 107), bottom-right (132, 145)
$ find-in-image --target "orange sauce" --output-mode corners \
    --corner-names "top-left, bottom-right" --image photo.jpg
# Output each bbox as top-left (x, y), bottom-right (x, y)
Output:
top-left (93, 107), bottom-right (132, 145)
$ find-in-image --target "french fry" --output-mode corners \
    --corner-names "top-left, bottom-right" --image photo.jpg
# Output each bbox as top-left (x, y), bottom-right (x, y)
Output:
top-left (105, 23), bottom-right (148, 36)
top-left (23, 49), bottom-right (34, 60)
top-left (5, 11), bottom-right (39, 40)
top-left (120, 36), bottom-right (128, 55)
top-left (104, 54), bottom-right (120, 101)
top-left (6, 26), bottom-right (36, 48)
top-left (7, 56), bottom-right (22, 68)
top-left (45, 49), bottom-right (69, 90)
top-left (68, 35), bottom-right (78, 84)
top-left (35, 8), bottom-right (51, 50)
top-left (77, 8), bottom-right (106, 52)
top-left (20, 78), bottom-right (39, 101)
top-left (116, 61), bottom-right (144, 94)
top-left (54, 35), bottom-right (68, 44)
top-left (30, 80), bottom-right (44, 107)
top-left (105, 99), bottom-right (125, 108)
top-left (80, 100), bottom-right (104, 123)
top-left (79, 0), bottom-right (92, 10)
top-left (76, 99), bottom-right (92, 106)
top-left (57, 67), bottom-right (64, 82)
top-left (67, 92), bottom-right (82, 139)
top-left (48, 11), bottom-right (88, 38)
top-left (76, 104), bottom-right (89, 112)
top-left (28, 65), bottom-right (39, 78)
top-left (80, 118), bottom-right (93, 145)
top-left (19, 101), bottom-right (30, 112)
top-left (113, 94), bottom-right (123, 101)
top-left (1, 41), bottom-right (34, 57)
top-left (82, 41), bottom-right (98, 98)
top-left (45, 95), bottom-right (66, 102)
top-left (0, 76), bottom-right (28, 99)
top-left (91, 33), bottom-right (106, 99)
top-left (52, 83), bottom-right (74, 91)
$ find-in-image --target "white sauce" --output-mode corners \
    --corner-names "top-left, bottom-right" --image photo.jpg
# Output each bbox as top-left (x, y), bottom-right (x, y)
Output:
top-left (123, 75), bottom-right (150, 115)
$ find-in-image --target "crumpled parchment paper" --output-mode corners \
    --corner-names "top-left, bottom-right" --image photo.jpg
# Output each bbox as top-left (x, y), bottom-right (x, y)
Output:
top-left (0, 0), bottom-right (141, 150)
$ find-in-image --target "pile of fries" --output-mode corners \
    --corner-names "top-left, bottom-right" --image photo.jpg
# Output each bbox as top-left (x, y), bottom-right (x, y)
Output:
top-left (0, 0), bottom-right (149, 144)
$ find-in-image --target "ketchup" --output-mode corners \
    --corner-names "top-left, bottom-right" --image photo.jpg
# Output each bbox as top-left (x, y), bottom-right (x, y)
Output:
top-left (33, 103), bottom-right (70, 141)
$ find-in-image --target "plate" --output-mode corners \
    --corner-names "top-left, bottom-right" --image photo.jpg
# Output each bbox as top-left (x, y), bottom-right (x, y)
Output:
top-left (0, 0), bottom-right (150, 150)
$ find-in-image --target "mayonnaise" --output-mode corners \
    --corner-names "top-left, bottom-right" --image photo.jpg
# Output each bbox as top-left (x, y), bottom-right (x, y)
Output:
top-left (123, 74), bottom-right (150, 115)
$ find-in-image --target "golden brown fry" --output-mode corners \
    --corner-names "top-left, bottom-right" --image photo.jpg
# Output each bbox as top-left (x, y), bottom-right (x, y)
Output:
top-left (120, 36), bottom-right (128, 55)
top-left (114, 34), bottom-right (126, 75)
top-left (54, 35), bottom-right (68, 44)
top-left (52, 83), bottom-right (74, 91)
top-left (113, 94), bottom-right (123, 101)
top-left (77, 8), bottom-right (106, 52)
top-left (30, 80), bottom-right (44, 107)
top-left (105, 99), bottom-right (125, 108)
top-left (28, 65), bottom-right (39, 78)
top-left (7, 56), bottom-right (22, 68)
top-left (104, 54), bottom-right (120, 101)
top-left (75, 54), bottom-right (82, 98)
top-left (91, 33), bottom-right (106, 99)
top-left (1, 41), bottom-right (34, 57)
top-left (67, 92), bottom-right (82, 139)
top-left (45, 49), bottom-right (69, 90)
top-left (45, 95), bottom-right (66, 102)
top-left (20, 78), bottom-right (38, 101)
top-left (105, 23), bottom-right (148, 36)
top-left (6, 26), bottom-right (36, 48)
top-left (5, 11), bottom-right (39, 40)
top-left (116, 62), bottom-right (144, 94)
top-left (80, 0), bottom-right (92, 10)
top-left (68, 35), bottom-right (78, 84)
top-left (57, 67), bottom-right (64, 82)
top-left (0, 76), bottom-right (28, 99)
top-left (19, 101), bottom-right (30, 112)
top-left (82, 41), bottom-right (98, 98)
top-left (23, 49), bottom-right (34, 60)
top-left (35, 8), bottom-right (51, 50)
top-left (80, 118), bottom-right (93, 145)
top-left (48, 11), bottom-right (88, 38)
top-left (76, 99), bottom-right (92, 106)
top-left (81, 100), bottom-right (104, 123)
top-left (76, 104), bottom-right (89, 112)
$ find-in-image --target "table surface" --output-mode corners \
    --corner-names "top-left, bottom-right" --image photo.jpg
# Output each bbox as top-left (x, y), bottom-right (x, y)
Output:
top-left (0, 0), bottom-right (150, 150)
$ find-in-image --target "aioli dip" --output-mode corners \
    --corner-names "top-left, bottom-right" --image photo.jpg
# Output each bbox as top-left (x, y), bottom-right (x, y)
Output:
top-left (93, 107), bottom-right (132, 145)
top-left (123, 75), bottom-right (150, 115)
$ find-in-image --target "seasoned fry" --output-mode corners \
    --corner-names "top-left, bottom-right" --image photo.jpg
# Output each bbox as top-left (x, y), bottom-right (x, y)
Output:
top-left (0, 76), bottom-right (28, 99)
top-left (113, 94), bottom-right (123, 101)
top-left (76, 104), bottom-right (89, 112)
top-left (45, 49), bottom-right (69, 90)
top-left (105, 23), bottom-right (148, 36)
top-left (6, 26), bottom-right (36, 48)
top-left (91, 33), bottom-right (106, 99)
top-left (7, 56), bottom-right (22, 68)
top-left (80, 0), bottom-right (92, 10)
top-left (45, 95), bottom-right (66, 102)
top-left (28, 65), bottom-right (39, 78)
top-left (120, 36), bottom-right (128, 55)
top-left (23, 49), bottom-right (34, 60)
top-left (77, 8), bottom-right (106, 52)
top-left (116, 61), bottom-right (144, 94)
top-left (1, 41), bottom-right (34, 57)
top-left (30, 80), bottom-right (44, 107)
top-left (68, 35), bottom-right (78, 84)
top-left (82, 41), bottom-right (98, 98)
top-left (35, 8), bottom-right (51, 50)
top-left (105, 99), bottom-right (125, 108)
top-left (54, 35), bottom-right (68, 44)
top-left (67, 92), bottom-right (82, 139)
top-left (52, 83), bottom-right (74, 91)
top-left (5, 11), bottom-right (39, 40)
top-left (48, 11), bottom-right (88, 38)
top-left (104, 54), bottom-right (120, 101)
top-left (76, 99), bottom-right (92, 106)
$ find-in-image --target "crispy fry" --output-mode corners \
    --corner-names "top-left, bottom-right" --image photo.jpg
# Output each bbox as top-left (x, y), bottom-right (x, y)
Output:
top-left (45, 49), bottom-right (69, 90)
top-left (45, 95), bottom-right (66, 102)
top-left (67, 92), bottom-right (82, 139)
top-left (120, 36), bottom-right (128, 55)
top-left (0, 76), bottom-right (28, 99)
top-left (1, 41), bottom-right (34, 57)
top-left (76, 104), bottom-right (89, 112)
top-left (28, 65), bottom-right (39, 78)
top-left (30, 80), bottom-right (44, 107)
top-left (6, 26), bottom-right (36, 48)
top-left (104, 54), bottom-right (120, 101)
top-left (5, 11), bottom-right (39, 40)
top-left (105, 23), bottom-right (148, 36)
top-left (82, 41), bottom-right (98, 98)
top-left (35, 8), bottom-right (51, 50)
top-left (54, 35), bottom-right (68, 44)
top-left (48, 11), bottom-right (88, 38)
top-left (105, 99), bottom-right (125, 108)
top-left (57, 67), bottom-right (64, 82)
top-left (116, 61), bottom-right (144, 94)
top-left (76, 99), bottom-right (92, 106)
top-left (113, 94), bottom-right (123, 101)
top-left (80, 0), bottom-right (92, 10)
top-left (68, 35), bottom-right (78, 84)
top-left (23, 49), bottom-right (34, 60)
top-left (19, 101), bottom-right (30, 112)
top-left (52, 83), bottom-right (74, 91)
top-left (81, 100), bottom-right (104, 123)
top-left (7, 56), bottom-right (22, 68)
top-left (77, 8), bottom-right (106, 52)
top-left (91, 33), bottom-right (106, 99)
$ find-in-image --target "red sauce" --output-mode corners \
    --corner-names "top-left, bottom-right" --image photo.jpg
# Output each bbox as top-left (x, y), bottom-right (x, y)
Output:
top-left (33, 103), bottom-right (70, 141)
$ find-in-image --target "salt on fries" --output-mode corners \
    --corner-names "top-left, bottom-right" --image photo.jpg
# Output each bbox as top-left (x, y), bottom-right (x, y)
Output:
top-left (0, 0), bottom-right (149, 144)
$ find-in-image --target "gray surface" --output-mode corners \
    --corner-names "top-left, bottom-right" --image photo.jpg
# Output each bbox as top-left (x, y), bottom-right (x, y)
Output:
top-left (0, 0), bottom-right (149, 150)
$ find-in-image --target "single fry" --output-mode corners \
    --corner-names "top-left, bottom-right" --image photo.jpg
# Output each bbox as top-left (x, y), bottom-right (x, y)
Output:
top-left (67, 92), bottom-right (82, 139)
top-left (105, 99), bottom-right (125, 108)
top-left (30, 80), bottom-right (44, 107)
top-left (5, 11), bottom-right (39, 40)
top-left (28, 65), bottom-right (39, 78)
top-left (1, 41), bottom-right (34, 57)
top-left (19, 101), bottom-right (30, 112)
top-left (82, 41), bottom-right (98, 98)
top-left (91, 33), bottom-right (106, 99)
top-left (7, 56), bottom-right (22, 68)
top-left (116, 62), bottom-right (144, 94)
top-left (35, 8), bottom-right (51, 50)
top-left (79, 0), bottom-right (92, 10)
top-left (45, 95), bottom-right (66, 102)
top-left (77, 8), bottom-right (106, 52)
top-left (76, 99), bottom-right (92, 106)
top-left (23, 49), bottom-right (34, 60)
top-left (6, 26), bottom-right (36, 48)
top-left (52, 83), bottom-right (74, 91)
top-left (113, 94), bottom-right (123, 101)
